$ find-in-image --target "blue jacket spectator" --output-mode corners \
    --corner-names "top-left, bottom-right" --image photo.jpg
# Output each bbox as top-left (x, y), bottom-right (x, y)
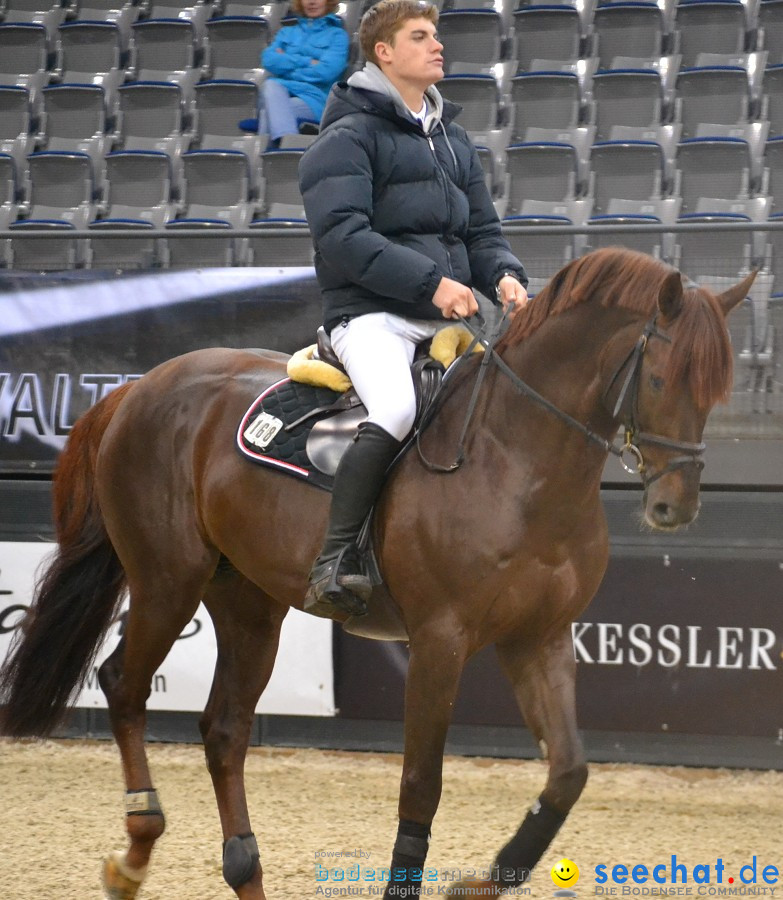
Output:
top-left (262, 4), bottom-right (350, 122)
top-left (240, 0), bottom-right (349, 142)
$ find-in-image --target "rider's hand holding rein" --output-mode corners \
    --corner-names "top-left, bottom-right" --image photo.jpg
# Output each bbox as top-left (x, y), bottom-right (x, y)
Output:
top-left (498, 274), bottom-right (529, 317)
top-left (432, 276), bottom-right (480, 319)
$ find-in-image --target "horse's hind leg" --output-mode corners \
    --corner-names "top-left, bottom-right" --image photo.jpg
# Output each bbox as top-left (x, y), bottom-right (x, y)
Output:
top-left (200, 571), bottom-right (288, 900)
top-left (98, 566), bottom-right (212, 898)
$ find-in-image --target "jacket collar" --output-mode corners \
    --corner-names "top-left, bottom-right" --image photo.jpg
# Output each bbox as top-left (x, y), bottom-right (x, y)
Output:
top-left (321, 79), bottom-right (461, 133)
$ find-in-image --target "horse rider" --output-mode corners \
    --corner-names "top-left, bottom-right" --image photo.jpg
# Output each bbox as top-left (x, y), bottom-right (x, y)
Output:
top-left (298, 0), bottom-right (529, 618)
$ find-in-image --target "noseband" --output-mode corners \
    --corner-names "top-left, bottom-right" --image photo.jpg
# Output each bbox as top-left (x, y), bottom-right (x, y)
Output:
top-left (418, 308), bottom-right (706, 487)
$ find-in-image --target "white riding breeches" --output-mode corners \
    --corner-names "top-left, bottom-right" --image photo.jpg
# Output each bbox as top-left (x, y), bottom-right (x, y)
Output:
top-left (329, 312), bottom-right (450, 442)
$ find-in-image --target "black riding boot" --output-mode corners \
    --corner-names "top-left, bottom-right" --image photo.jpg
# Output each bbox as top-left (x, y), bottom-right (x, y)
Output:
top-left (305, 422), bottom-right (401, 618)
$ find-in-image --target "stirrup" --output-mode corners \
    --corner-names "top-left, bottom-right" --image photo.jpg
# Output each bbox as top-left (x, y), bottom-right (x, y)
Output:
top-left (304, 546), bottom-right (370, 619)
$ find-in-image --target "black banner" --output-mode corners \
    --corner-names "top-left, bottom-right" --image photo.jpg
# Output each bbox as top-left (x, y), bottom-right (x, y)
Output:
top-left (335, 525), bottom-right (783, 741)
top-left (0, 267), bottom-right (323, 473)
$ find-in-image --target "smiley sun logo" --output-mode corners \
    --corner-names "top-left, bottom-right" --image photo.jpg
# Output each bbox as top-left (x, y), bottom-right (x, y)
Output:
top-left (551, 858), bottom-right (580, 894)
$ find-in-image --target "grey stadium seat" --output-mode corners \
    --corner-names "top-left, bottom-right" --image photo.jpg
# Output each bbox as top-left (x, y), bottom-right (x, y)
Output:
top-left (759, 0), bottom-right (783, 66)
top-left (131, 18), bottom-right (207, 102)
top-left (221, 1), bottom-right (287, 34)
top-left (0, 152), bottom-right (20, 236)
top-left (439, 75), bottom-right (501, 133)
top-left (247, 220), bottom-right (315, 265)
top-left (117, 81), bottom-right (195, 161)
top-left (437, 74), bottom-right (506, 152)
top-left (592, 67), bottom-right (665, 141)
top-left (510, 71), bottom-right (582, 142)
top-left (674, 0), bottom-right (751, 68)
top-left (590, 139), bottom-right (668, 214)
top-left (437, 9), bottom-right (508, 73)
top-left (9, 150), bottom-right (96, 269)
top-left (57, 21), bottom-right (125, 109)
top-left (505, 141), bottom-right (582, 214)
top-left (0, 152), bottom-right (18, 267)
top-left (676, 136), bottom-right (754, 213)
top-left (593, 1), bottom-right (669, 70)
top-left (0, 85), bottom-right (38, 171)
top-left (513, 5), bottom-right (583, 71)
top-left (249, 128), bottom-right (312, 259)
top-left (194, 79), bottom-right (265, 191)
top-left (250, 144), bottom-right (313, 263)
top-left (165, 149), bottom-right (253, 266)
top-left (764, 64), bottom-right (783, 137)
top-left (502, 203), bottom-right (578, 291)
top-left (1, 0), bottom-right (68, 39)
top-left (765, 135), bottom-right (783, 211)
top-left (255, 147), bottom-right (306, 220)
top-left (41, 84), bottom-right (115, 163)
top-left (676, 64), bottom-right (752, 139)
top-left (177, 149), bottom-right (252, 225)
top-left (766, 211), bottom-right (783, 293)
top-left (0, 23), bottom-right (51, 102)
top-left (205, 16), bottom-right (271, 85)
top-left (143, 2), bottom-right (213, 40)
top-left (89, 149), bottom-right (176, 269)
top-left (675, 210), bottom-right (756, 293)
top-left (586, 197), bottom-right (681, 259)
top-left (75, 1), bottom-right (141, 47)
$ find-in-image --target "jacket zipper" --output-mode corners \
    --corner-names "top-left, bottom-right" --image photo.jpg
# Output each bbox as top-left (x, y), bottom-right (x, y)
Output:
top-left (426, 133), bottom-right (455, 278)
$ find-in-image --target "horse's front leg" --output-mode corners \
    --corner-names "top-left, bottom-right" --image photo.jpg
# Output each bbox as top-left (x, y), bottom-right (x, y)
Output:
top-left (383, 626), bottom-right (469, 899)
top-left (446, 628), bottom-right (586, 897)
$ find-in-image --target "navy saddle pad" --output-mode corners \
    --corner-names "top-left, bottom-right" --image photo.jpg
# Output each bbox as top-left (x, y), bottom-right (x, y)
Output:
top-left (237, 377), bottom-right (366, 491)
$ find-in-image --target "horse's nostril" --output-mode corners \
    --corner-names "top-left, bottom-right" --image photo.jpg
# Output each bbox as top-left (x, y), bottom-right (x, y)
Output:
top-left (653, 502), bottom-right (672, 523)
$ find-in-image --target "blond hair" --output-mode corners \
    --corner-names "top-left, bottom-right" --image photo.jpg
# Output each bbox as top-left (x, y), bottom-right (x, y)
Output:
top-left (291, 0), bottom-right (340, 15)
top-left (359, 0), bottom-right (439, 66)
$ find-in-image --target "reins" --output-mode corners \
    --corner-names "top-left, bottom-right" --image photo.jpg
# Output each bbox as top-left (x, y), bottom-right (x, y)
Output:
top-left (416, 304), bottom-right (706, 487)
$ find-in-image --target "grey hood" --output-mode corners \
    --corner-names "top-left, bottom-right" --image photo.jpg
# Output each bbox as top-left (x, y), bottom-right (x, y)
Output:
top-left (347, 62), bottom-right (444, 134)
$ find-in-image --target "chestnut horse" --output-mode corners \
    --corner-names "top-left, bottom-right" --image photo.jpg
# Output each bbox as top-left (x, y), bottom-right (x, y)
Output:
top-left (0, 249), bottom-right (751, 899)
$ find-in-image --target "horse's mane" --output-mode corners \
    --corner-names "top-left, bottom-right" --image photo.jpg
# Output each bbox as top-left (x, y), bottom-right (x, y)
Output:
top-left (499, 247), bottom-right (734, 409)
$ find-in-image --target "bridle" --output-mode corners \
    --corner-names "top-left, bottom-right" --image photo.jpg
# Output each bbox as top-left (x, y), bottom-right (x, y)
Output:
top-left (417, 306), bottom-right (706, 487)
top-left (601, 315), bottom-right (705, 487)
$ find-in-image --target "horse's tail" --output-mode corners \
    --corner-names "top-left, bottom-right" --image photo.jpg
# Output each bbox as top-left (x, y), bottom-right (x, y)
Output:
top-left (0, 383), bottom-right (134, 737)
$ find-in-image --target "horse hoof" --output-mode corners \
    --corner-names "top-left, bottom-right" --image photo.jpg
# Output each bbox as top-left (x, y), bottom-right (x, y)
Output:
top-left (102, 850), bottom-right (147, 899)
top-left (444, 880), bottom-right (501, 898)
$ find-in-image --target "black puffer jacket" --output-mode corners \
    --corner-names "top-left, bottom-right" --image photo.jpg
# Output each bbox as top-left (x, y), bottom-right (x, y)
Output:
top-left (298, 81), bottom-right (527, 333)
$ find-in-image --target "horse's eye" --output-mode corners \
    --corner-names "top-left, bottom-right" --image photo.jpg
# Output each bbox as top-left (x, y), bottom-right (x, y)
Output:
top-left (650, 374), bottom-right (664, 391)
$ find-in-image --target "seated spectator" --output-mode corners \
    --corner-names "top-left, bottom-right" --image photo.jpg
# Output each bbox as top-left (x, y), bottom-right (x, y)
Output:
top-left (240, 0), bottom-right (350, 145)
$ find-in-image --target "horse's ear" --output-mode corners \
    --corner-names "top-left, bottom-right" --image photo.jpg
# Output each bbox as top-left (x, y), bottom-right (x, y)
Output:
top-left (716, 269), bottom-right (757, 316)
top-left (657, 271), bottom-right (683, 322)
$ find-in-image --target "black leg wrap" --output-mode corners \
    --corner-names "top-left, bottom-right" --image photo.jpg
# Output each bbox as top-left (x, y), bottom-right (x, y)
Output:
top-left (492, 796), bottom-right (567, 888)
top-left (384, 820), bottom-right (431, 899)
top-left (223, 832), bottom-right (260, 890)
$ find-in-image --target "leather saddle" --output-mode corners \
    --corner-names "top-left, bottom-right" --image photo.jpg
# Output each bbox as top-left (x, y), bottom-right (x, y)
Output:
top-left (304, 326), bottom-right (445, 478)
